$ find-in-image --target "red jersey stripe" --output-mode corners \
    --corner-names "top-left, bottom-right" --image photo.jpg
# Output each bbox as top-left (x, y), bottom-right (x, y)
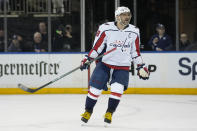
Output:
top-left (93, 32), bottom-right (106, 51)
top-left (135, 36), bottom-right (140, 56)
top-left (88, 49), bottom-right (94, 57)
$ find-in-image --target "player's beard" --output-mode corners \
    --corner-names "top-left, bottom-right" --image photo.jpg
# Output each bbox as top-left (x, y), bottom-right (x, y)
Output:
top-left (119, 17), bottom-right (131, 26)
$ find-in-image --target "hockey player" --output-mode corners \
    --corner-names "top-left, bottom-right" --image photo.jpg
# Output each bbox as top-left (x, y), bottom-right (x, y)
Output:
top-left (80, 6), bottom-right (150, 124)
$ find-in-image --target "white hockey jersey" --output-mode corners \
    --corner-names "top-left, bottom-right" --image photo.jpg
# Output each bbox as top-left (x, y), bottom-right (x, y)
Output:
top-left (88, 22), bottom-right (143, 69)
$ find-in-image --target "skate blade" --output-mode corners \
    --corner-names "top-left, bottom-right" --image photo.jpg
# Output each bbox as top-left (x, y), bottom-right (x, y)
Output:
top-left (104, 123), bottom-right (111, 128)
top-left (81, 121), bottom-right (88, 126)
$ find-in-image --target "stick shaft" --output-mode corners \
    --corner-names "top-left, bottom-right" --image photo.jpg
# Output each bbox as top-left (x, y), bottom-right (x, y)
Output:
top-left (30, 48), bottom-right (116, 92)
top-left (33, 66), bottom-right (81, 92)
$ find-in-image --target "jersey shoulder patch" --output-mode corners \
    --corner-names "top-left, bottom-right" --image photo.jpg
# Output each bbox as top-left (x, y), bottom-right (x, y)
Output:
top-left (96, 30), bottom-right (100, 37)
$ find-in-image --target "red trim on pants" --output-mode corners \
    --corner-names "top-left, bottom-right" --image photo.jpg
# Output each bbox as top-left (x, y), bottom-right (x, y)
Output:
top-left (103, 62), bottom-right (129, 71)
top-left (88, 91), bottom-right (99, 98)
top-left (111, 92), bottom-right (122, 97)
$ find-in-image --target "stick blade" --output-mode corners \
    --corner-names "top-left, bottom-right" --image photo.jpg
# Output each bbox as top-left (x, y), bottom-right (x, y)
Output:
top-left (18, 84), bottom-right (36, 93)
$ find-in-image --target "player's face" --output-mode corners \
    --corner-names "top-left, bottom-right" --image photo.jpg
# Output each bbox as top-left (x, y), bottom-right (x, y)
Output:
top-left (119, 12), bottom-right (131, 26)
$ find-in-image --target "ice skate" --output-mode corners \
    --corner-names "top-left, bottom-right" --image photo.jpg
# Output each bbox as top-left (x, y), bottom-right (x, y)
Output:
top-left (81, 110), bottom-right (92, 123)
top-left (104, 112), bottom-right (112, 124)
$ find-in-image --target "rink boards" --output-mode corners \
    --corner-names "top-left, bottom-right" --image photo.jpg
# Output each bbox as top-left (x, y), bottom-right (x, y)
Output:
top-left (0, 52), bottom-right (197, 94)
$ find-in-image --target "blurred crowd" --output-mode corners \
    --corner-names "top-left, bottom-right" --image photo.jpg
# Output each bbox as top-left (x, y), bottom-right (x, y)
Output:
top-left (0, 22), bottom-right (80, 52)
top-left (0, 22), bottom-right (197, 52)
top-left (0, 0), bottom-right (80, 52)
top-left (147, 23), bottom-right (197, 51)
top-left (0, 0), bottom-right (197, 52)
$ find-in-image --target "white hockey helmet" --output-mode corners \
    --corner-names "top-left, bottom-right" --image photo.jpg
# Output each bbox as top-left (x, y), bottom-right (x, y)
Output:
top-left (115, 6), bottom-right (130, 17)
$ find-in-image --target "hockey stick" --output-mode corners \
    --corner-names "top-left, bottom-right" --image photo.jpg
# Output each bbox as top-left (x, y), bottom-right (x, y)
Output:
top-left (18, 48), bottom-right (116, 93)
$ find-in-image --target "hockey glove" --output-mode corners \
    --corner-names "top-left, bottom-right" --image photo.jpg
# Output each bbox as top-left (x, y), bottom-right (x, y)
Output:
top-left (136, 64), bottom-right (150, 80)
top-left (80, 55), bottom-right (92, 71)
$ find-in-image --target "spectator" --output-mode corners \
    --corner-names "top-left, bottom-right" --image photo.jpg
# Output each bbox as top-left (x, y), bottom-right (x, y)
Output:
top-left (53, 24), bottom-right (76, 51)
top-left (38, 22), bottom-right (48, 44)
top-left (179, 33), bottom-right (191, 51)
top-left (0, 29), bottom-right (4, 51)
top-left (8, 35), bottom-right (22, 52)
top-left (148, 23), bottom-right (173, 51)
top-left (33, 32), bottom-right (47, 52)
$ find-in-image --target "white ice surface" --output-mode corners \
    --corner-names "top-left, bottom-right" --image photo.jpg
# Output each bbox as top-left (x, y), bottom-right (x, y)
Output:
top-left (0, 94), bottom-right (197, 131)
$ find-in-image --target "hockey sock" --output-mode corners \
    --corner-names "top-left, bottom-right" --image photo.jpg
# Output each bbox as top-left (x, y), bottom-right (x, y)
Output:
top-left (107, 97), bottom-right (120, 113)
top-left (85, 96), bottom-right (97, 113)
